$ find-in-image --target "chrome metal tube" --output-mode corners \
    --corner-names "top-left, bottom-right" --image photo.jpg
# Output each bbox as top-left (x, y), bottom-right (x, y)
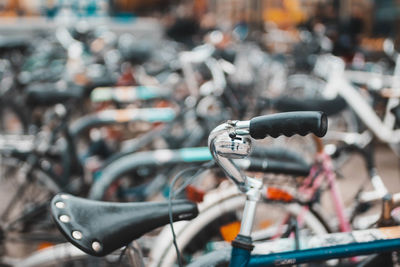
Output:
top-left (208, 121), bottom-right (250, 187)
top-left (239, 199), bottom-right (257, 236)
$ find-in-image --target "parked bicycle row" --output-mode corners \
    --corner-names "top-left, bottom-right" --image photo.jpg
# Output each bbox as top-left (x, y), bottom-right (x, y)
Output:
top-left (1, 21), bottom-right (400, 267)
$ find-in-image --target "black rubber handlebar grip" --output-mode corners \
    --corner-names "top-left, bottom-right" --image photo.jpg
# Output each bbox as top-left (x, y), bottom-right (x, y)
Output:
top-left (249, 111), bottom-right (327, 139)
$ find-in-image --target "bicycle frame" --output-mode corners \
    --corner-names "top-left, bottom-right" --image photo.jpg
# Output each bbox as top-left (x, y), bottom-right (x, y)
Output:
top-left (323, 55), bottom-right (400, 145)
top-left (297, 151), bottom-right (351, 232)
top-left (267, 136), bottom-right (387, 234)
top-left (230, 186), bottom-right (400, 267)
top-left (206, 116), bottom-right (400, 267)
top-left (231, 235), bottom-right (400, 266)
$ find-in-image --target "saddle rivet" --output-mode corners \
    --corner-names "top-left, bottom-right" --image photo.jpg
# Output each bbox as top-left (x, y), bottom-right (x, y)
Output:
top-left (55, 202), bottom-right (65, 209)
top-left (72, 230), bottom-right (83, 240)
top-left (59, 215), bottom-right (70, 223)
top-left (92, 241), bottom-right (102, 252)
top-left (60, 194), bottom-right (70, 200)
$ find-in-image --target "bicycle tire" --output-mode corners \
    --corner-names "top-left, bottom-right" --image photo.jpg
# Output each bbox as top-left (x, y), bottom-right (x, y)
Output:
top-left (186, 248), bottom-right (231, 267)
top-left (13, 242), bottom-right (130, 267)
top-left (148, 184), bottom-right (328, 267)
top-left (88, 148), bottom-right (212, 201)
top-left (0, 155), bottom-right (61, 257)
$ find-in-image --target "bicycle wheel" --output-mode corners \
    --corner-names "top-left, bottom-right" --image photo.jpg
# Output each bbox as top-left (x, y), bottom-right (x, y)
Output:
top-left (88, 148), bottom-right (211, 201)
top-left (148, 183), bottom-right (328, 267)
top-left (0, 154), bottom-right (61, 258)
top-left (186, 248), bottom-right (231, 267)
top-left (12, 242), bottom-right (131, 267)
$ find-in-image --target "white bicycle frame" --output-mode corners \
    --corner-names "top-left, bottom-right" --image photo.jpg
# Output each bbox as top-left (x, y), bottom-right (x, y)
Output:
top-left (317, 54), bottom-right (400, 148)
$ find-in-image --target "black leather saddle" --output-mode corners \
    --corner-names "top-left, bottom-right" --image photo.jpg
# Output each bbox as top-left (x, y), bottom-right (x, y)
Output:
top-left (51, 194), bottom-right (198, 256)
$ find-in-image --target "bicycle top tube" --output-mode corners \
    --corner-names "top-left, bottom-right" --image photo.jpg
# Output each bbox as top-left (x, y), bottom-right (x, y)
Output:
top-left (246, 225), bottom-right (400, 267)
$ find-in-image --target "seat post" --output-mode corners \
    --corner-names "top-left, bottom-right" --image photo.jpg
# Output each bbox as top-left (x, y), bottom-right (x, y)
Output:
top-left (238, 177), bottom-right (263, 237)
top-left (231, 177), bottom-right (262, 241)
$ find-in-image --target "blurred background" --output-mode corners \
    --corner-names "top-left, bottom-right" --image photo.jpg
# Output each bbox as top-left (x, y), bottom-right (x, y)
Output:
top-left (1, 0), bottom-right (400, 265)
top-left (0, 0), bottom-right (398, 63)
top-left (0, 0), bottom-right (398, 41)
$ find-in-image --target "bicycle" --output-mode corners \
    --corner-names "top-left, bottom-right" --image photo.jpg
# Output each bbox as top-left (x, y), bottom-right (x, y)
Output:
top-left (48, 111), bottom-right (400, 267)
top-left (40, 112), bottom-right (317, 258)
top-left (148, 134), bottom-right (390, 266)
top-left (186, 111), bottom-right (400, 266)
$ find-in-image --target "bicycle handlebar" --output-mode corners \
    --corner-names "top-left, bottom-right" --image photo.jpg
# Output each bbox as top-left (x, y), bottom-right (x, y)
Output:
top-left (249, 111), bottom-right (327, 139)
top-left (208, 112), bottom-right (328, 188)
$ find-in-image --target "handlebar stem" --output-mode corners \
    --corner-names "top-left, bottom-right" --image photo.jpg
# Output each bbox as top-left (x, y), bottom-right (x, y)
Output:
top-left (240, 177), bottom-right (263, 237)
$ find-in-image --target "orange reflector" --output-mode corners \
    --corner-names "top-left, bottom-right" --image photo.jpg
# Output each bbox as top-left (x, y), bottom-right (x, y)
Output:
top-left (258, 220), bottom-right (273, 229)
top-left (266, 187), bottom-right (293, 202)
top-left (220, 221), bottom-right (241, 242)
top-left (38, 242), bottom-right (54, 250)
top-left (155, 100), bottom-right (172, 108)
top-left (185, 185), bottom-right (205, 203)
